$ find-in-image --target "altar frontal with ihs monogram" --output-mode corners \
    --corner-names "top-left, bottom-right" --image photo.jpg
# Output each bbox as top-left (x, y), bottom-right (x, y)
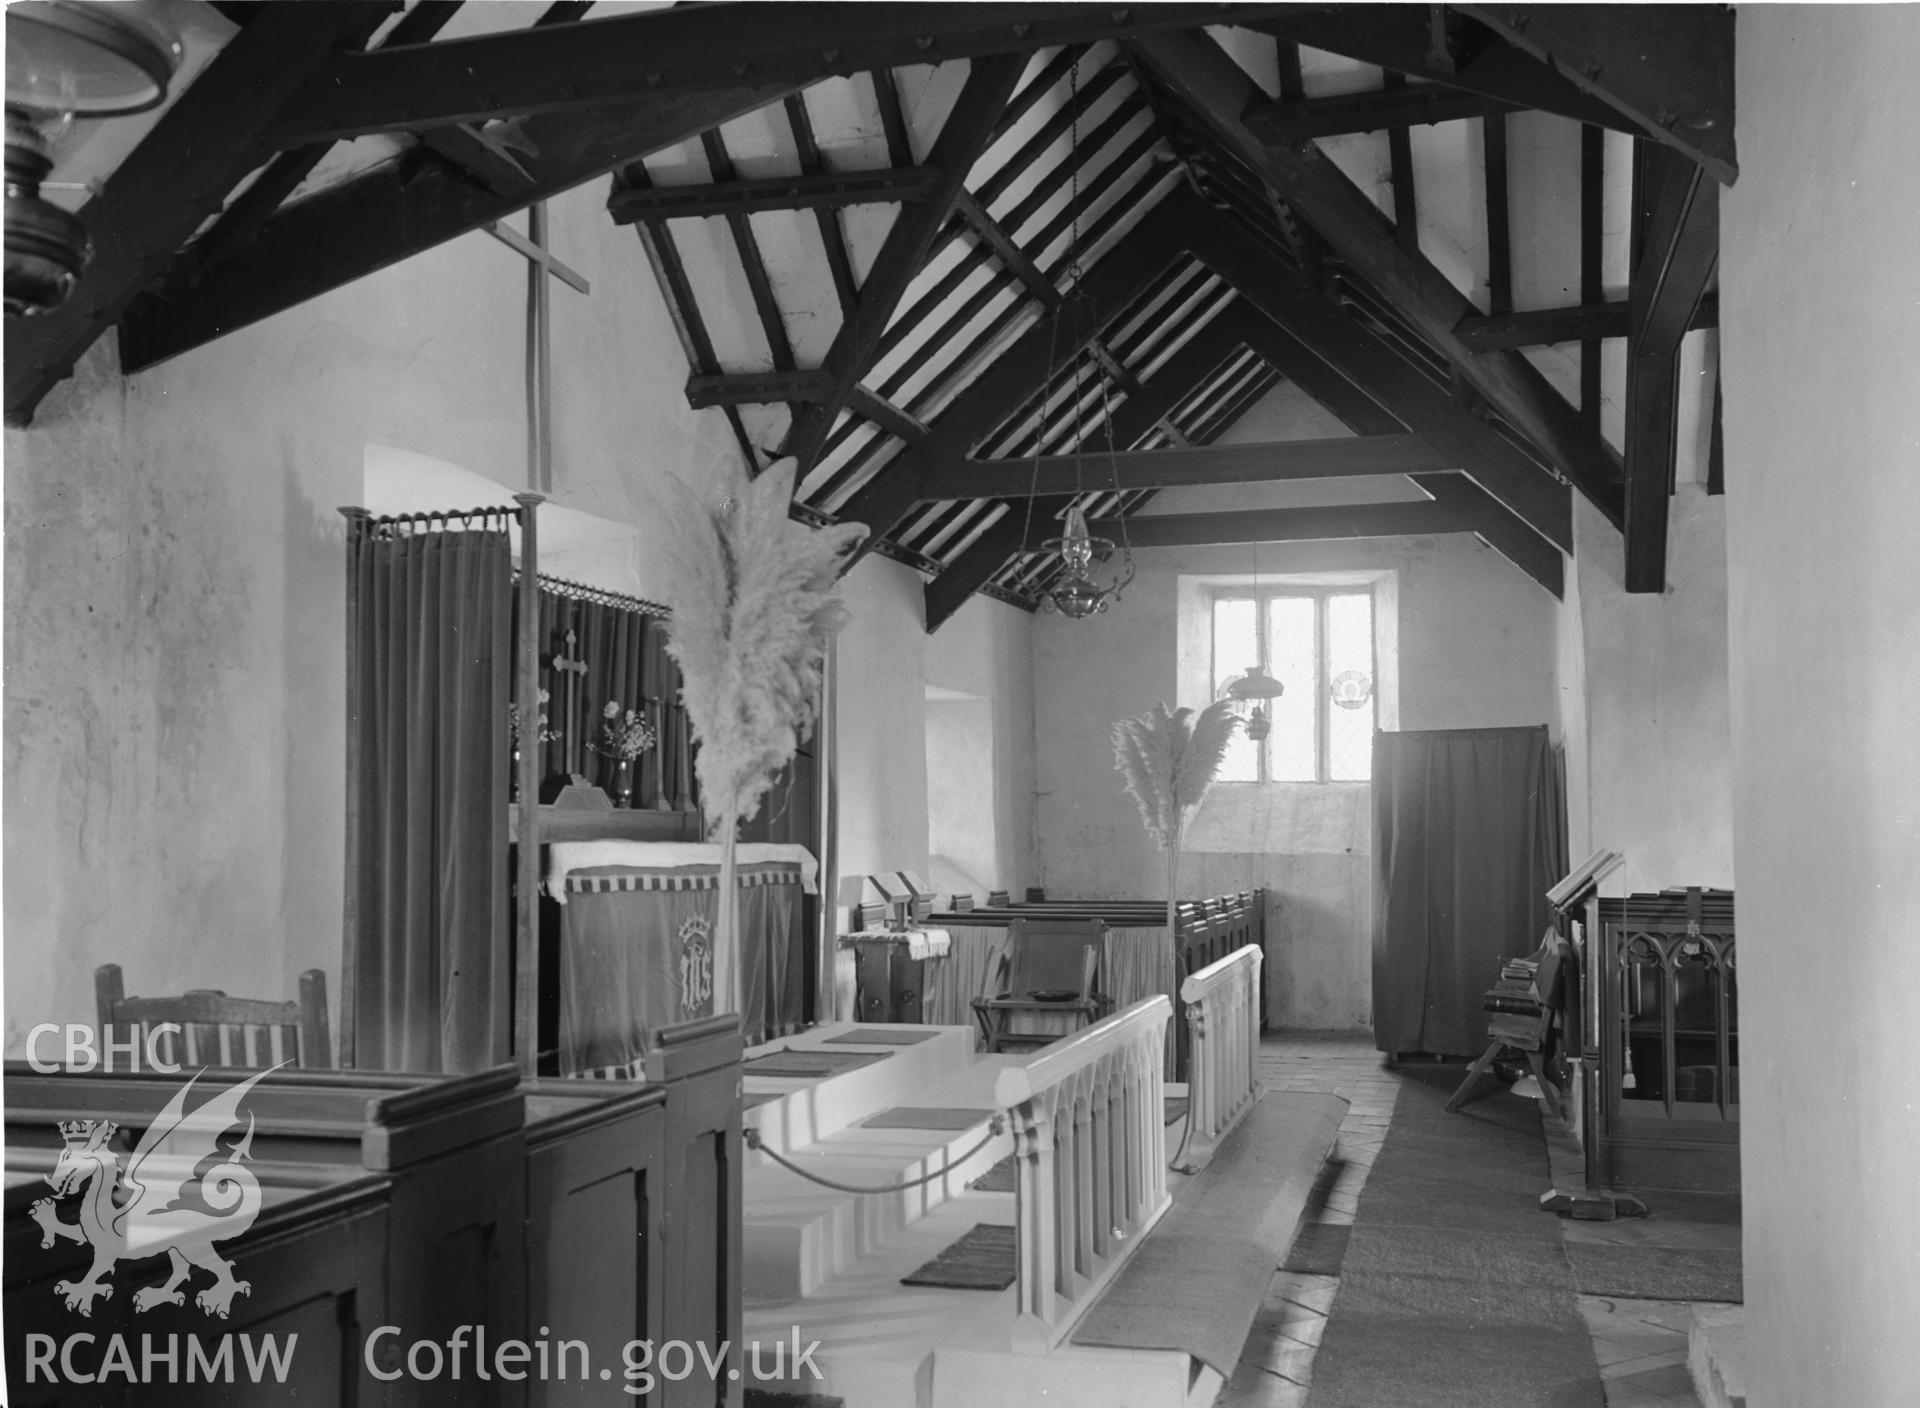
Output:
top-left (557, 860), bottom-right (808, 1079)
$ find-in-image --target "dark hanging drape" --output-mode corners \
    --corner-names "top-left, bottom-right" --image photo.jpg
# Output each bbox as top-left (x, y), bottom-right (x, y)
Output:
top-left (521, 581), bottom-right (696, 812)
top-left (346, 516), bottom-right (513, 1073)
top-left (1371, 725), bottom-right (1566, 1057)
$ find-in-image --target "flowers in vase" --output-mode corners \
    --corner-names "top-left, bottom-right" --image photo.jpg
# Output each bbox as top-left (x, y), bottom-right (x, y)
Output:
top-left (594, 700), bottom-right (656, 761)
top-left (509, 688), bottom-right (560, 749)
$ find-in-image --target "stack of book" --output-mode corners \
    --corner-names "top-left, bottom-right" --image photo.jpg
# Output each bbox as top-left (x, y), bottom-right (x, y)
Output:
top-left (1481, 934), bottom-right (1556, 1017)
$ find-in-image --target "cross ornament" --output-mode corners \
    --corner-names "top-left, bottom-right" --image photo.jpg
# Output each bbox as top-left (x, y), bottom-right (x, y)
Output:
top-left (483, 200), bottom-right (590, 494)
top-left (551, 627), bottom-right (590, 781)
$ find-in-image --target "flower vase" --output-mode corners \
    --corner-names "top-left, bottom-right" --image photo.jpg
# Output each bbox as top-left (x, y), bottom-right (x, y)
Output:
top-left (610, 757), bottom-right (634, 809)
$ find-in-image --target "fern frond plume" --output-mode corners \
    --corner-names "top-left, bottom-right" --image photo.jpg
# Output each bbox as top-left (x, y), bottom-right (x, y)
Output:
top-left (1111, 698), bottom-right (1241, 852)
top-left (659, 454), bottom-right (864, 837)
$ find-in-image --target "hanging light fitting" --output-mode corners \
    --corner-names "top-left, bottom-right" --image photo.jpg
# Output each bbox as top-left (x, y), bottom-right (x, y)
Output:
top-left (5, 0), bottom-right (181, 317)
top-left (1019, 48), bottom-right (1134, 620)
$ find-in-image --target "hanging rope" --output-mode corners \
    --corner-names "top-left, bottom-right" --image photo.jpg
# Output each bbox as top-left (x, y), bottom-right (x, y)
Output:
top-left (743, 1118), bottom-right (1007, 1194)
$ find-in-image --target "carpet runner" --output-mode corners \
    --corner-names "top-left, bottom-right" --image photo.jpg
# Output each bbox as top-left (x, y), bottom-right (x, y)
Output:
top-left (745, 1048), bottom-right (891, 1078)
top-left (1070, 1091), bottom-right (1348, 1376)
top-left (1306, 1065), bottom-right (1606, 1408)
top-left (899, 1223), bottom-right (1017, 1290)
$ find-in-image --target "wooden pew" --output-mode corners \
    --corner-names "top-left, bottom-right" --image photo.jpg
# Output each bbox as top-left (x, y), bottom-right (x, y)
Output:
top-left (5, 1016), bottom-right (743, 1407)
top-left (6, 1064), bottom-right (521, 1406)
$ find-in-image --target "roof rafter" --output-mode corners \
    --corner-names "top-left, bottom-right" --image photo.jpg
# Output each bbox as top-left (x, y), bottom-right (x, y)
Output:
top-left (262, 3), bottom-right (1292, 145)
top-left (784, 94), bottom-right (861, 321)
top-left (607, 166), bottom-right (942, 222)
top-left (1123, 501), bottom-right (1468, 549)
top-left (686, 370), bottom-right (833, 408)
top-left (1244, 9), bottom-right (1633, 134)
top-left (1136, 28), bottom-right (1624, 528)
top-left (1217, 260), bottom-right (1564, 596)
top-left (942, 435), bottom-right (1454, 498)
top-left (1623, 141), bottom-right (1720, 591)
top-left (1455, 295), bottom-right (1718, 351)
top-left (923, 296), bottom-right (1260, 629)
top-left (187, 0), bottom-right (459, 271)
top-left (1456, 4), bottom-right (1737, 184)
top-left (1244, 82), bottom-right (1521, 144)
top-left (7, 1), bottom-right (394, 425)
top-left (781, 54), bottom-right (1027, 473)
top-left (834, 197), bottom-right (1190, 555)
top-left (1187, 202), bottom-right (1573, 551)
top-left (117, 80), bottom-right (801, 375)
top-left (1410, 472), bottom-right (1564, 596)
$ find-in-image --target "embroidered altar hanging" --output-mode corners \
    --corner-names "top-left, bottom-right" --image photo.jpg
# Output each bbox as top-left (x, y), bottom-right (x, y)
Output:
top-left (345, 510), bottom-right (513, 1073)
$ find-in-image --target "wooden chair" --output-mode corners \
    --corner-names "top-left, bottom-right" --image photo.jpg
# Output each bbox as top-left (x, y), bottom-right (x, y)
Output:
top-left (95, 964), bottom-right (333, 1069)
top-left (1446, 937), bottom-right (1565, 1120)
top-left (971, 918), bottom-right (1112, 1053)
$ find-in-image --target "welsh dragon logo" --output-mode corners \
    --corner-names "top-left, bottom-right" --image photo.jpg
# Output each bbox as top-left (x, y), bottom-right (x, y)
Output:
top-left (29, 1064), bottom-right (281, 1318)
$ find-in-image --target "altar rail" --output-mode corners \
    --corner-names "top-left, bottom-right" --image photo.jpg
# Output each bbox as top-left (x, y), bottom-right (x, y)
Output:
top-left (1180, 944), bottom-right (1264, 1155)
top-left (993, 996), bottom-right (1172, 1347)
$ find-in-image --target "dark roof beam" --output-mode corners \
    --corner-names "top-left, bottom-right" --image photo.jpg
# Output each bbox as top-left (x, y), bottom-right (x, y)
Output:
top-left (945, 435), bottom-right (1453, 498)
top-left (1455, 4), bottom-right (1737, 184)
top-left (117, 79), bottom-right (802, 376)
top-left (1455, 295), bottom-right (1718, 351)
top-left (783, 55), bottom-right (1026, 473)
top-left (1623, 143), bottom-right (1719, 592)
top-left (608, 165), bottom-right (942, 222)
top-left (9, 3), bottom-right (396, 424)
top-left (1136, 29), bottom-right (1623, 528)
top-left (1245, 80), bottom-right (1520, 144)
top-left (264, 3), bottom-right (1287, 144)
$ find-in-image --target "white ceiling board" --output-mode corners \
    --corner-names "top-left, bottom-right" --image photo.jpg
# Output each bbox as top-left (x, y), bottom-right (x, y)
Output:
top-left (1601, 127), bottom-right (1635, 301)
top-left (1297, 44), bottom-right (1385, 99)
top-left (669, 212), bottom-right (774, 372)
top-left (1506, 110), bottom-right (1585, 312)
top-left (1316, 131), bottom-right (1395, 224)
top-left (1674, 328), bottom-right (1719, 486)
top-left (715, 101), bottom-right (798, 170)
top-left (799, 75), bottom-right (891, 170)
top-left (897, 59), bottom-right (968, 161)
top-left (749, 206), bottom-right (843, 363)
top-left (1209, 25), bottom-right (1281, 97)
top-left (1222, 380), bottom-right (1361, 444)
top-left (1410, 119), bottom-right (1487, 309)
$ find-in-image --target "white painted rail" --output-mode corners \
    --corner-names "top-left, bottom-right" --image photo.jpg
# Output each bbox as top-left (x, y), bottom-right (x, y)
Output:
top-left (993, 996), bottom-right (1172, 1347)
top-left (1180, 944), bottom-right (1264, 1153)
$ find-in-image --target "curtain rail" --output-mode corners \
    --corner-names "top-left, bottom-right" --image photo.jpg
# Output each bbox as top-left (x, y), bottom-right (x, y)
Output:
top-left (343, 502), bottom-right (525, 535)
top-left (525, 569), bottom-right (670, 619)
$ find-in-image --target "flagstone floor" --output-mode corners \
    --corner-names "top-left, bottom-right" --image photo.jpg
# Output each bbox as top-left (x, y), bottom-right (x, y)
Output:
top-left (1214, 1032), bottom-right (1400, 1408)
top-left (1213, 1033), bottom-right (1732, 1408)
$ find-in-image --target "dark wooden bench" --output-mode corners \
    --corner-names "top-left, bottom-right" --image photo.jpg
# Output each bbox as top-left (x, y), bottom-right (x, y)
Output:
top-left (4, 1016), bottom-right (742, 1407)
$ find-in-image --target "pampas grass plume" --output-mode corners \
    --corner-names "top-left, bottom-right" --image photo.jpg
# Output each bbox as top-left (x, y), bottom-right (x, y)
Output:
top-left (659, 454), bottom-right (863, 838)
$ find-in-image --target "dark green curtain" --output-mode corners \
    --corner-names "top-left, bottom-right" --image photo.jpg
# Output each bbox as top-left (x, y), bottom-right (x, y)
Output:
top-left (347, 521), bottom-right (512, 1073)
top-left (524, 588), bottom-right (696, 811)
top-left (1370, 725), bottom-right (1566, 1057)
